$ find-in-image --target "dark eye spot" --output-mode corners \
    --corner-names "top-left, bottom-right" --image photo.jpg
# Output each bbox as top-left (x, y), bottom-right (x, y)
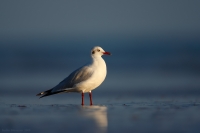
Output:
top-left (92, 51), bottom-right (95, 54)
top-left (97, 49), bottom-right (100, 52)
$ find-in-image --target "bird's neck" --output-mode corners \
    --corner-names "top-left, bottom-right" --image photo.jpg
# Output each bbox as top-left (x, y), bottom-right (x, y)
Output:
top-left (91, 56), bottom-right (105, 66)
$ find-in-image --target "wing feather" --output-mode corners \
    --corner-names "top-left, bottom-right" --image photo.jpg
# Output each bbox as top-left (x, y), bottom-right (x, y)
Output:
top-left (51, 65), bottom-right (94, 92)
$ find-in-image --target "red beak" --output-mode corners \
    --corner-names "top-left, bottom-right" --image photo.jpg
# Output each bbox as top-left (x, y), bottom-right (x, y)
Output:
top-left (103, 51), bottom-right (111, 55)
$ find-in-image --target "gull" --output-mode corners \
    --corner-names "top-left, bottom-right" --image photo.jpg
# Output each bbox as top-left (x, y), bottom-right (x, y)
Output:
top-left (36, 46), bottom-right (111, 105)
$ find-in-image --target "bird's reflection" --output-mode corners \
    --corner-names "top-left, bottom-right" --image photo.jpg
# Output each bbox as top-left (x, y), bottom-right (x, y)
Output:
top-left (80, 105), bottom-right (108, 133)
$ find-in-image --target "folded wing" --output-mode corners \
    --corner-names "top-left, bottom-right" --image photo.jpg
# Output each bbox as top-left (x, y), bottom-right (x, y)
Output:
top-left (37, 65), bottom-right (94, 98)
top-left (52, 65), bottom-right (94, 92)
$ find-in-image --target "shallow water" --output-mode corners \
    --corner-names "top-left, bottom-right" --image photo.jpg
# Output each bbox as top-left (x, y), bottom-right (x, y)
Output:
top-left (1, 96), bottom-right (200, 133)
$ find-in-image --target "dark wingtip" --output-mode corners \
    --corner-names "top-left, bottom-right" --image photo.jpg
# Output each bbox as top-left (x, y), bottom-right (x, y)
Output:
top-left (36, 89), bottom-right (64, 99)
top-left (36, 93), bottom-right (45, 99)
top-left (36, 93), bottom-right (42, 96)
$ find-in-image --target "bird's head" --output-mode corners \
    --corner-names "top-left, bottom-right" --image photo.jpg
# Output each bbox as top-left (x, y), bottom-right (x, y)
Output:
top-left (91, 46), bottom-right (111, 57)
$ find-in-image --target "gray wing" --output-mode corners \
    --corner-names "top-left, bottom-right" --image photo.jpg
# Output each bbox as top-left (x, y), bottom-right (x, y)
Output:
top-left (51, 65), bottom-right (94, 92)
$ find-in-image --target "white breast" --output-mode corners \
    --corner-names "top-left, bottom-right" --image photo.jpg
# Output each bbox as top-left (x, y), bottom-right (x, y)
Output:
top-left (75, 56), bottom-right (107, 93)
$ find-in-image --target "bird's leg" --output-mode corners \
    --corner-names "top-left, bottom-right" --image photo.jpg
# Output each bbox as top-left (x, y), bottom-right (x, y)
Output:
top-left (89, 91), bottom-right (93, 106)
top-left (81, 92), bottom-right (84, 106)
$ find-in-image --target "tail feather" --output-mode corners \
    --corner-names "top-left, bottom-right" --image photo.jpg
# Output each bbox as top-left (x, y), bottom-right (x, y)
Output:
top-left (36, 92), bottom-right (46, 96)
top-left (36, 89), bottom-right (68, 98)
top-left (36, 89), bottom-right (52, 97)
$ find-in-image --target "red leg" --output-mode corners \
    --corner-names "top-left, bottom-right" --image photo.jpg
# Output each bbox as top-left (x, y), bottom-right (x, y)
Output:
top-left (89, 91), bottom-right (93, 106)
top-left (81, 92), bottom-right (84, 106)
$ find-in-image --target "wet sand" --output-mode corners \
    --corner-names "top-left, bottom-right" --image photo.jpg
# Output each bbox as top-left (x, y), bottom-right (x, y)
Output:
top-left (1, 97), bottom-right (200, 133)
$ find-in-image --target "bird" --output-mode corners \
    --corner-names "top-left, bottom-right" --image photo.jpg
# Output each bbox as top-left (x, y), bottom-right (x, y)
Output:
top-left (36, 46), bottom-right (111, 105)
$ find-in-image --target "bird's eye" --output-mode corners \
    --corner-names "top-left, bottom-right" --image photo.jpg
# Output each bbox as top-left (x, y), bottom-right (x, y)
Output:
top-left (92, 51), bottom-right (95, 54)
top-left (97, 49), bottom-right (100, 52)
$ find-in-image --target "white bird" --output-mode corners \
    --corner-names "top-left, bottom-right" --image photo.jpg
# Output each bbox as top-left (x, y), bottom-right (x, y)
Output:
top-left (36, 46), bottom-right (111, 105)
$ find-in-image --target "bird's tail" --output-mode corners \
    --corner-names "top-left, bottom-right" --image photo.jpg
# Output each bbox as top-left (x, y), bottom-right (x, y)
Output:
top-left (36, 89), bottom-right (68, 98)
top-left (36, 89), bottom-right (52, 98)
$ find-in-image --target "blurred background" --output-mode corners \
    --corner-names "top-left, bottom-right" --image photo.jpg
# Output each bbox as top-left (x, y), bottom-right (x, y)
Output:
top-left (1, 0), bottom-right (200, 104)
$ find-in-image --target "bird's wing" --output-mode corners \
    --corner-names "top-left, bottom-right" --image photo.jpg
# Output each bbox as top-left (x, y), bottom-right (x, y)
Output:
top-left (51, 65), bottom-right (94, 92)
